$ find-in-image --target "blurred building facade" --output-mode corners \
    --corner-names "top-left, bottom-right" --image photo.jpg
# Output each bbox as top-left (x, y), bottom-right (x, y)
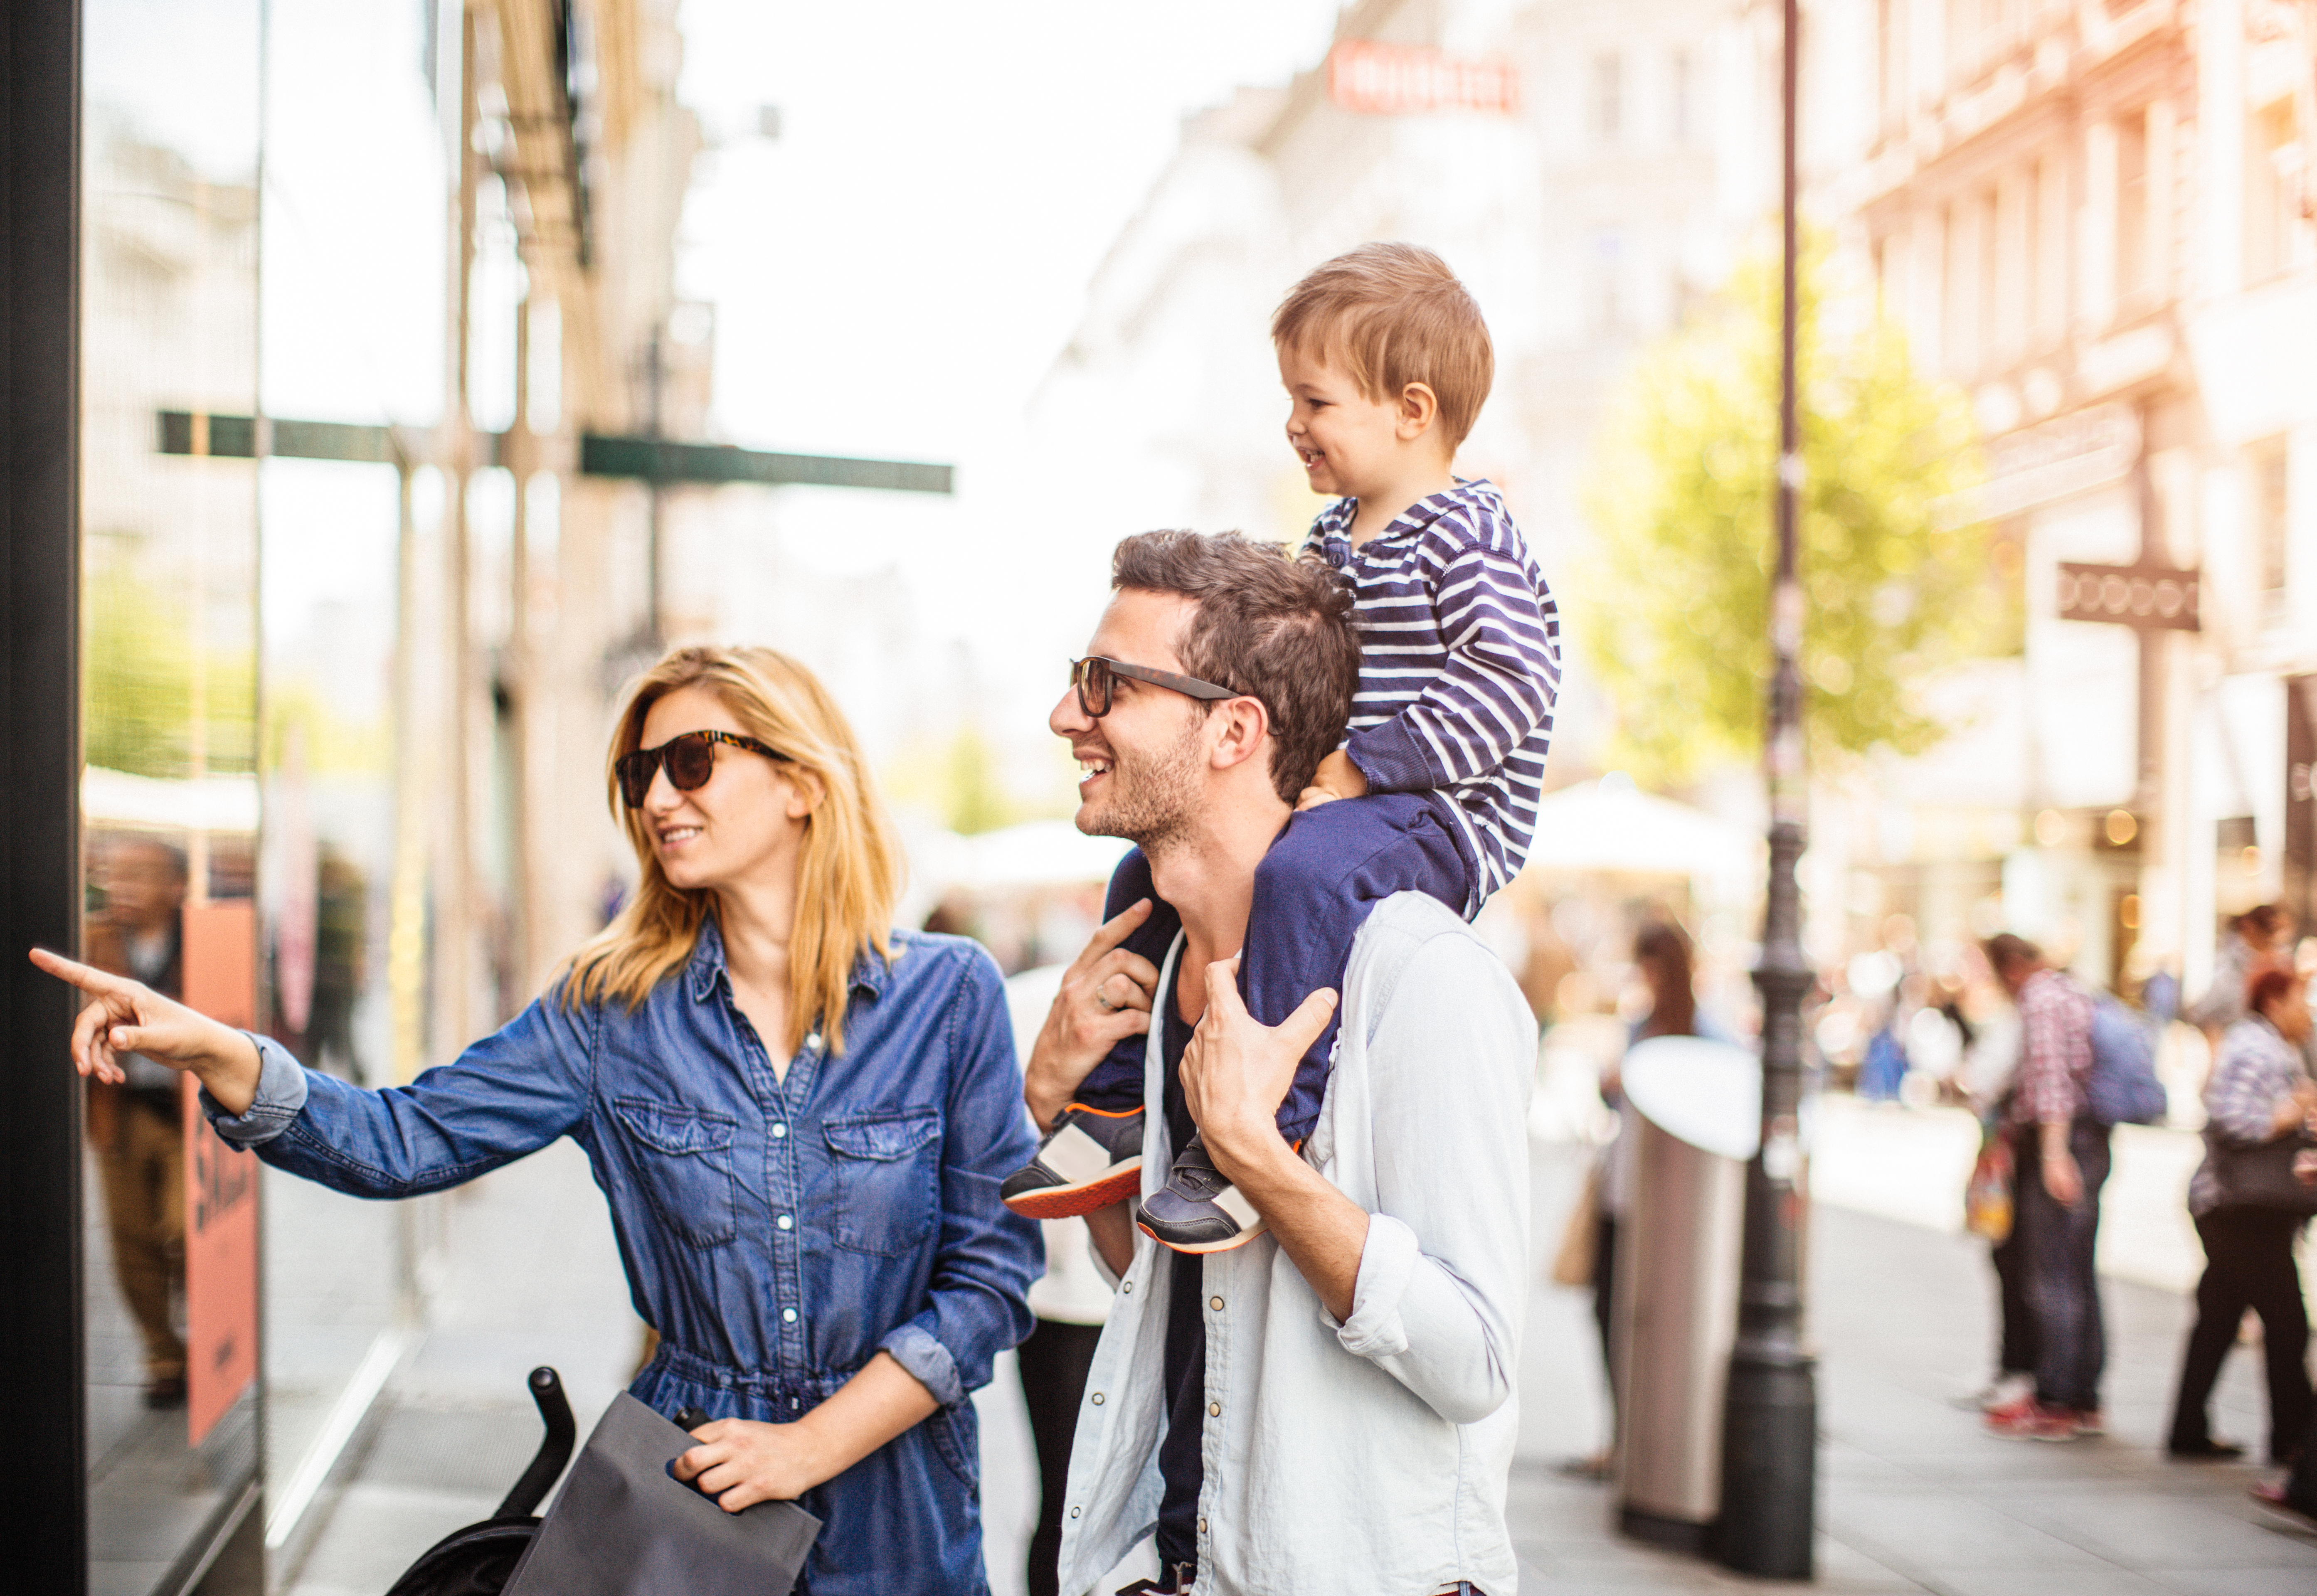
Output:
top-left (1031, 0), bottom-right (1789, 777)
top-left (1040, 0), bottom-right (2317, 1013)
top-left (1834, 0), bottom-right (2317, 1001)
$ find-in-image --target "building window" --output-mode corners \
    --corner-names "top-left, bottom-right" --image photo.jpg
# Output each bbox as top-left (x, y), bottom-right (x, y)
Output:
top-left (2115, 109), bottom-right (2150, 300)
top-left (2247, 99), bottom-right (2307, 284)
top-left (1987, 522), bottom-right (2027, 656)
top-left (1876, 0), bottom-right (1897, 131)
top-left (1593, 54), bottom-right (1623, 146)
top-left (2024, 158), bottom-right (2046, 338)
top-left (2253, 436), bottom-right (2291, 602)
top-left (1672, 49), bottom-right (1694, 144)
top-left (1978, 185), bottom-right (2001, 360)
top-left (1942, 199), bottom-right (1969, 377)
top-left (1587, 232), bottom-right (1626, 331)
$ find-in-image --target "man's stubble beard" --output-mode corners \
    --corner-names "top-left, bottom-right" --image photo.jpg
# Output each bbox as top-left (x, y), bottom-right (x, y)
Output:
top-left (1082, 710), bottom-right (1206, 857)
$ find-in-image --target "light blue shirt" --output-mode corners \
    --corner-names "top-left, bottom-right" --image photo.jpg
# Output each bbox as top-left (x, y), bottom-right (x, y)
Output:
top-left (1056, 893), bottom-right (1534, 1596)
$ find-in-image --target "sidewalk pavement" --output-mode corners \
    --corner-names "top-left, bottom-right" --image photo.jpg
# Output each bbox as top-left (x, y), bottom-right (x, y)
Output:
top-left (275, 1120), bottom-right (2317, 1595)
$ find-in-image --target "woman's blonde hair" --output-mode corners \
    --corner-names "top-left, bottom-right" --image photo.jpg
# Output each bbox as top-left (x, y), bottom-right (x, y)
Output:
top-left (561, 645), bottom-right (904, 1054)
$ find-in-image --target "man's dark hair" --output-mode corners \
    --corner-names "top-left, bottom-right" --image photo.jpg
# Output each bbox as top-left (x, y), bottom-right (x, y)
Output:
top-left (1633, 919), bottom-right (1697, 1039)
top-left (1982, 933), bottom-right (2042, 975)
top-left (1110, 530), bottom-right (1358, 803)
top-left (2237, 904), bottom-right (2288, 938)
top-left (2247, 963), bottom-right (2300, 1017)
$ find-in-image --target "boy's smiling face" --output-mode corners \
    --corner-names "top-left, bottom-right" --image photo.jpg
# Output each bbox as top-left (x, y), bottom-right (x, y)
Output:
top-left (1277, 342), bottom-right (1410, 501)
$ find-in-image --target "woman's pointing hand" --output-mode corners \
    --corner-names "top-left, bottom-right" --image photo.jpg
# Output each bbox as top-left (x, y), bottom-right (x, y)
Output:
top-left (28, 946), bottom-right (263, 1112)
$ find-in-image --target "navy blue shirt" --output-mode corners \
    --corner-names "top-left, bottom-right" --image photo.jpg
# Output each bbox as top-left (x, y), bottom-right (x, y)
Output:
top-left (1155, 995), bottom-right (1205, 1574)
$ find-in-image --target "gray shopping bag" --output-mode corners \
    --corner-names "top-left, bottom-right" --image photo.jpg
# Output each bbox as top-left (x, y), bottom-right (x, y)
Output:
top-left (503, 1393), bottom-right (821, 1596)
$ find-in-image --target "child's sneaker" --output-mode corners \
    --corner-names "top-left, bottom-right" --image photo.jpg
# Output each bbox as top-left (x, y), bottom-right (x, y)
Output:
top-left (1001, 1105), bottom-right (1145, 1219)
top-left (1134, 1133), bottom-right (1268, 1253)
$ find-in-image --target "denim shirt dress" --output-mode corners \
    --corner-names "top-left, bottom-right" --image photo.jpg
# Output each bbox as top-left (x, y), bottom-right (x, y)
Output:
top-left (212, 919), bottom-right (1042, 1594)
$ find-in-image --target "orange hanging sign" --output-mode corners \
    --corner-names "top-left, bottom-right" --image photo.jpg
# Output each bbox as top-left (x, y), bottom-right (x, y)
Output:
top-left (181, 900), bottom-right (260, 1446)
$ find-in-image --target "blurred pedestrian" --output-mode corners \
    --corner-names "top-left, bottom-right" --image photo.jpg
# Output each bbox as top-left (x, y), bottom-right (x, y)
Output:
top-left (2253, 1397), bottom-right (2317, 1525)
top-left (2167, 965), bottom-right (2317, 1463)
top-left (1952, 992), bottom-right (2036, 1414)
top-left (2141, 963), bottom-right (2181, 1025)
top-left (1016, 1221), bottom-right (1107, 1596)
top-left (84, 834), bottom-right (190, 1409)
top-left (2189, 905), bottom-right (2291, 1045)
top-left (38, 645), bottom-right (1042, 1596)
top-left (999, 961), bottom-right (1112, 1596)
top-left (1982, 933), bottom-right (2110, 1441)
top-left (1572, 919), bottom-right (1725, 1476)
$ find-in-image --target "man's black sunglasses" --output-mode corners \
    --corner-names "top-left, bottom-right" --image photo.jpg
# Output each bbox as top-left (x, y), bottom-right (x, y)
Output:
top-left (615, 729), bottom-right (788, 807)
top-left (1068, 656), bottom-right (1240, 720)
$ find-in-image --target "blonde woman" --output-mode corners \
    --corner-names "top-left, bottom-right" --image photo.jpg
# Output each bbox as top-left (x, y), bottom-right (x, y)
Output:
top-left (35, 646), bottom-right (1041, 1594)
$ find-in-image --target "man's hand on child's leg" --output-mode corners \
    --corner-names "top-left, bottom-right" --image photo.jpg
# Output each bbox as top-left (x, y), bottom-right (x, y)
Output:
top-left (1023, 898), bottom-right (1160, 1128)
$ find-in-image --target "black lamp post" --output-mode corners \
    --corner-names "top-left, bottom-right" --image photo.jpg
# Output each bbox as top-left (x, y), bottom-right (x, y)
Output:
top-left (1716, 0), bottom-right (1819, 1577)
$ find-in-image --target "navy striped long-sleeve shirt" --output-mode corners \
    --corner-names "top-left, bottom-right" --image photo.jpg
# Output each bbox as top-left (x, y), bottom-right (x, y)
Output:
top-left (1302, 479), bottom-right (1561, 907)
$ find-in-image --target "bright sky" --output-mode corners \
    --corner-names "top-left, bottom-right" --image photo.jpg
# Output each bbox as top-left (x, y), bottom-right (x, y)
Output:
top-left (675, 1), bottom-right (1342, 461)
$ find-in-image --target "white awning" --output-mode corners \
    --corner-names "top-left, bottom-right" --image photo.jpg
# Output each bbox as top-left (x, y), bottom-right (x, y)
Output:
top-left (82, 766), bottom-right (261, 834)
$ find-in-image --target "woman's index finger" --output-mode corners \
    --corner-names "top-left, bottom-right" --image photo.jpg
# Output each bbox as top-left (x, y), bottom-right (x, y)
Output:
top-left (29, 946), bottom-right (119, 993)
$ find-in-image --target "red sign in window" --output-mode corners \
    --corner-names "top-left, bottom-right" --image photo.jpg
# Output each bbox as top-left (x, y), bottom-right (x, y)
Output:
top-left (181, 900), bottom-right (259, 1447)
top-left (1327, 40), bottom-right (1521, 118)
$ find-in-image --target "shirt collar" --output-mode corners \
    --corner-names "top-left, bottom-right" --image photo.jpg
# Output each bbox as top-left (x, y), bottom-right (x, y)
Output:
top-left (684, 911), bottom-right (893, 1003)
top-left (1309, 478), bottom-right (1497, 558)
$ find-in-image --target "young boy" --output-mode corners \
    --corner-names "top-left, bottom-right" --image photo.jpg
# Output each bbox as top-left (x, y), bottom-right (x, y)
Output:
top-left (1003, 242), bottom-right (1561, 1251)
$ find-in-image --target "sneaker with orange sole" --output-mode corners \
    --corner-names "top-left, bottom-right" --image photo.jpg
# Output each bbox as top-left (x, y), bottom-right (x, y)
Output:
top-left (1001, 1105), bottom-right (1145, 1219)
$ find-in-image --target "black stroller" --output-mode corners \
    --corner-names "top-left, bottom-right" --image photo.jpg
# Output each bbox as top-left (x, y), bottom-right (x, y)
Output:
top-left (382, 1367), bottom-right (577, 1596)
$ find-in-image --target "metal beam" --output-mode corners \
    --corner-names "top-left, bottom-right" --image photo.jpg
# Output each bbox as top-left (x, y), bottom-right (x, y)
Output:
top-left (156, 411), bottom-right (953, 495)
top-left (0, 2), bottom-right (90, 1587)
top-left (577, 433), bottom-right (953, 494)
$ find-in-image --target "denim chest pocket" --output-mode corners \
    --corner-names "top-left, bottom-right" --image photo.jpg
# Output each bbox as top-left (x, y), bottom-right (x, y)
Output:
top-left (822, 1108), bottom-right (941, 1256)
top-left (613, 1098), bottom-right (740, 1249)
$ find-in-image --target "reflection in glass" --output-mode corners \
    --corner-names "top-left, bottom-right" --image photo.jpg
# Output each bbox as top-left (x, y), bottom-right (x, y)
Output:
top-left (83, 2), bottom-right (264, 1589)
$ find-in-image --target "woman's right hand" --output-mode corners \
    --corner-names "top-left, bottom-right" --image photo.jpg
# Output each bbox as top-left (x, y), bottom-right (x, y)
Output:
top-left (1023, 899), bottom-right (1161, 1129)
top-left (28, 947), bottom-right (262, 1111)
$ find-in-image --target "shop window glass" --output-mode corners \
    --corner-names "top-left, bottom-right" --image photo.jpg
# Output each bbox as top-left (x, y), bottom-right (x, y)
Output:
top-left (81, 3), bottom-right (264, 1588)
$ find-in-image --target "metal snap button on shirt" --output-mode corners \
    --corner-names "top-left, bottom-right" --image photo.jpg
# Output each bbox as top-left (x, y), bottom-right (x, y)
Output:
top-left (805, 1032), bottom-right (822, 1051)
top-left (1208, 1401), bottom-right (1221, 1417)
top-left (1090, 1392), bottom-right (1104, 1405)
top-left (782, 1308), bottom-right (797, 1323)
top-left (771, 1122), bottom-right (788, 1138)
top-left (1209, 1295), bottom-right (1224, 1311)
top-left (777, 1214), bottom-right (793, 1230)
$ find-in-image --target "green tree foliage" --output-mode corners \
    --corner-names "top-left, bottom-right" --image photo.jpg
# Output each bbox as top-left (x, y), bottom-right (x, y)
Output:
top-left (84, 552), bottom-right (257, 778)
top-left (1580, 238), bottom-right (1990, 786)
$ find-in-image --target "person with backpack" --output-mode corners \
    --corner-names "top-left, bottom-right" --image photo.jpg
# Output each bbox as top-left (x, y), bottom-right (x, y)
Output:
top-left (1981, 933), bottom-right (2113, 1441)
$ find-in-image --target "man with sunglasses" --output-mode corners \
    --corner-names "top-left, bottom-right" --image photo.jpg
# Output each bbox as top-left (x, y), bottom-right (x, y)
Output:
top-left (1023, 530), bottom-right (1532, 1596)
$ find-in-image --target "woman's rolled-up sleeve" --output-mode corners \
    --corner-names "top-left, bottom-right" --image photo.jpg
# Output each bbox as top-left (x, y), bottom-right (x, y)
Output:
top-left (877, 949), bottom-right (1043, 1407)
top-left (1332, 930), bottom-right (1532, 1426)
top-left (205, 990), bottom-right (597, 1199)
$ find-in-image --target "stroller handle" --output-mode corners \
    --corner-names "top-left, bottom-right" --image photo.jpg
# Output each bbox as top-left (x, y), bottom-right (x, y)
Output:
top-left (495, 1366), bottom-right (577, 1519)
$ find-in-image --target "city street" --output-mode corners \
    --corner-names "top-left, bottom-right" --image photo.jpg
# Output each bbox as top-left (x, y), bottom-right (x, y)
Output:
top-left (269, 1106), bottom-right (2317, 1595)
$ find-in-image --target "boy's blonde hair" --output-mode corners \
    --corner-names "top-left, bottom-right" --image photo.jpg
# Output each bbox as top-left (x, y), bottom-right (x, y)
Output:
top-left (1271, 243), bottom-right (1494, 450)
top-left (562, 644), bottom-right (904, 1056)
